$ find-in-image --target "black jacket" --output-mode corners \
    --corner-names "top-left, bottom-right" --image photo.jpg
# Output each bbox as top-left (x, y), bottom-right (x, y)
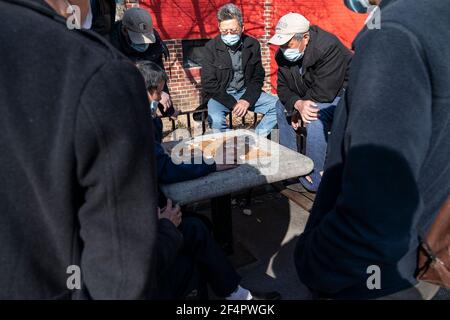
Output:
top-left (276, 26), bottom-right (352, 113)
top-left (91, 0), bottom-right (116, 37)
top-left (295, 0), bottom-right (450, 299)
top-left (0, 0), bottom-right (159, 299)
top-left (201, 35), bottom-right (265, 109)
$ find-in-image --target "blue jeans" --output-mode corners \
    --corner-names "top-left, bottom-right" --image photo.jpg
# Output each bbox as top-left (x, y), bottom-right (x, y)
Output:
top-left (276, 96), bottom-right (341, 191)
top-left (207, 89), bottom-right (278, 137)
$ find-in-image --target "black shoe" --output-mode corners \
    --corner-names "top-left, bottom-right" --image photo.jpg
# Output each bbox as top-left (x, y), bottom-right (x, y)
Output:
top-left (250, 291), bottom-right (281, 300)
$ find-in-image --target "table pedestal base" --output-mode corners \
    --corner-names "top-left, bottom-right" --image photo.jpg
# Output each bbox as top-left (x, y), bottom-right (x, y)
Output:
top-left (211, 194), bottom-right (233, 255)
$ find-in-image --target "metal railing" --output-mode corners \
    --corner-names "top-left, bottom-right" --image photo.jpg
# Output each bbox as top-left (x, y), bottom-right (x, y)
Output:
top-left (161, 105), bottom-right (258, 135)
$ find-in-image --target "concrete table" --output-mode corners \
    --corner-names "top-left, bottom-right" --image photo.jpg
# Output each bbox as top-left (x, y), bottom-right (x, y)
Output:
top-left (160, 129), bottom-right (313, 252)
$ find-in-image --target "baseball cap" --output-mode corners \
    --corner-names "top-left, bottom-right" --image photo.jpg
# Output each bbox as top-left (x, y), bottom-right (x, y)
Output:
top-left (268, 13), bottom-right (310, 46)
top-left (123, 8), bottom-right (156, 44)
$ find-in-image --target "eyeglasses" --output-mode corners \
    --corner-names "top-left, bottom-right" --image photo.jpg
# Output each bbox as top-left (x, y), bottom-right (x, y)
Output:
top-left (219, 28), bottom-right (241, 35)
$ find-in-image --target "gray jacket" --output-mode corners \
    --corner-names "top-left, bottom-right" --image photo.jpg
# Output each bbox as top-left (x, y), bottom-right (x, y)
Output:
top-left (295, 0), bottom-right (450, 299)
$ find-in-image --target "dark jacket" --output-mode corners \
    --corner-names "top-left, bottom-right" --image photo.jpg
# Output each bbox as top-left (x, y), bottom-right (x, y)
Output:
top-left (202, 34), bottom-right (265, 109)
top-left (91, 0), bottom-right (116, 37)
top-left (276, 26), bottom-right (352, 113)
top-left (155, 143), bottom-right (216, 185)
top-left (0, 0), bottom-right (159, 299)
top-left (295, 0), bottom-right (450, 299)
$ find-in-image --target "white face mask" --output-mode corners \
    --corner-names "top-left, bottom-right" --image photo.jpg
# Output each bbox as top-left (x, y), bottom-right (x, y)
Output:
top-left (221, 34), bottom-right (241, 47)
top-left (281, 48), bottom-right (304, 62)
top-left (82, 0), bottom-right (93, 30)
top-left (150, 101), bottom-right (159, 117)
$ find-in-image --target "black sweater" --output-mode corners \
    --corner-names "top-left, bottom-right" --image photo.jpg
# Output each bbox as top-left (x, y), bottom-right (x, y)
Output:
top-left (0, 0), bottom-right (159, 299)
top-left (295, 0), bottom-right (450, 299)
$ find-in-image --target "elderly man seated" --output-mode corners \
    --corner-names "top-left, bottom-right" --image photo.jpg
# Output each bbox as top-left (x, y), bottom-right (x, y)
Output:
top-left (269, 13), bottom-right (352, 192)
top-left (201, 3), bottom-right (278, 137)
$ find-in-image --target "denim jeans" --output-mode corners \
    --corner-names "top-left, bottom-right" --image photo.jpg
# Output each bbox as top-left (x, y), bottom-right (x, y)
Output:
top-left (276, 96), bottom-right (341, 191)
top-left (207, 88), bottom-right (278, 137)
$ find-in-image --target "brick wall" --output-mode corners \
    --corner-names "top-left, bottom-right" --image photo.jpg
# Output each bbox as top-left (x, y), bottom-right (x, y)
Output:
top-left (136, 0), bottom-right (367, 111)
top-left (163, 40), bottom-right (203, 111)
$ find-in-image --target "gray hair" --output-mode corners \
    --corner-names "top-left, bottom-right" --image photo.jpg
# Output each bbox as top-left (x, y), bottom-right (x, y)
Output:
top-left (135, 61), bottom-right (168, 90)
top-left (217, 3), bottom-right (243, 27)
top-left (292, 32), bottom-right (309, 41)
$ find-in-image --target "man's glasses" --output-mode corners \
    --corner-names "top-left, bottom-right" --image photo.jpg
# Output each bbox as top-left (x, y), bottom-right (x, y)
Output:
top-left (219, 28), bottom-right (241, 35)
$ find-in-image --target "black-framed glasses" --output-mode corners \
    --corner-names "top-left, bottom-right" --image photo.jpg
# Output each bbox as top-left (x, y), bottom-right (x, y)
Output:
top-left (219, 28), bottom-right (241, 35)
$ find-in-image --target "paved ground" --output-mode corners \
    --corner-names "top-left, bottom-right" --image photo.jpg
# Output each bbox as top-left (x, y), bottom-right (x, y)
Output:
top-left (230, 189), bottom-right (312, 299)
top-left (196, 186), bottom-right (450, 300)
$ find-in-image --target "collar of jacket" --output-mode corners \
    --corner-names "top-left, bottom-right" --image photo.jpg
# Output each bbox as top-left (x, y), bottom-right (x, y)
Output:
top-left (9, 0), bottom-right (118, 54)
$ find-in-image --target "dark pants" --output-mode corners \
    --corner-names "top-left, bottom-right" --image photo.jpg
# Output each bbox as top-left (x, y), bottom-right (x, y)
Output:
top-left (158, 216), bottom-right (241, 299)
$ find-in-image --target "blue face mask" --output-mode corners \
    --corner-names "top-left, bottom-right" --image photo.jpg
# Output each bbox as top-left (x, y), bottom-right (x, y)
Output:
top-left (221, 34), bottom-right (241, 47)
top-left (282, 48), bottom-right (304, 62)
top-left (131, 43), bottom-right (150, 53)
top-left (150, 101), bottom-right (159, 116)
top-left (344, 0), bottom-right (371, 13)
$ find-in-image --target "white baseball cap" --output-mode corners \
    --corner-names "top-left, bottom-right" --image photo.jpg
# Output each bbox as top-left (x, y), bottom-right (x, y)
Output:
top-left (268, 13), bottom-right (310, 46)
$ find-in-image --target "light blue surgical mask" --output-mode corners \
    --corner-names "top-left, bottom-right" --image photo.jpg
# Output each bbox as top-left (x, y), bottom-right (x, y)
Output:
top-left (150, 101), bottom-right (159, 116)
top-left (344, 0), bottom-right (371, 13)
top-left (282, 48), bottom-right (304, 62)
top-left (131, 43), bottom-right (150, 53)
top-left (221, 34), bottom-right (241, 47)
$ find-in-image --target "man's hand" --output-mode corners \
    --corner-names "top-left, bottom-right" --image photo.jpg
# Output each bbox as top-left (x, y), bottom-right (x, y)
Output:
top-left (160, 91), bottom-right (173, 113)
top-left (169, 108), bottom-right (180, 121)
top-left (216, 164), bottom-right (239, 172)
top-left (233, 99), bottom-right (250, 117)
top-left (291, 111), bottom-right (300, 130)
top-left (294, 100), bottom-right (319, 124)
top-left (158, 199), bottom-right (182, 227)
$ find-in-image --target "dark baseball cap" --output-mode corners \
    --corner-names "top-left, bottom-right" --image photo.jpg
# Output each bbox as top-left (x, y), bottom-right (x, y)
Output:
top-left (123, 8), bottom-right (156, 44)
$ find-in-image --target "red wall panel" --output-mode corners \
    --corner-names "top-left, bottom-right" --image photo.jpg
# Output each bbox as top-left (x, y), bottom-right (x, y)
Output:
top-left (140, 0), bottom-right (266, 40)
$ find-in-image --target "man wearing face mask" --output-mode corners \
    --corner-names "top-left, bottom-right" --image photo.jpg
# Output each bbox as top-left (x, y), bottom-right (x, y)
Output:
top-left (202, 3), bottom-right (279, 137)
top-left (269, 13), bottom-right (352, 192)
top-left (110, 7), bottom-right (176, 121)
top-left (0, 0), bottom-right (159, 299)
